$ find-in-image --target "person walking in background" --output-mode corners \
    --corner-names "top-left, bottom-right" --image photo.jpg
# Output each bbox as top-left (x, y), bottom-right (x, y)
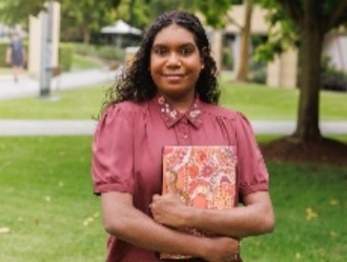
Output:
top-left (6, 32), bottom-right (26, 83)
top-left (91, 10), bottom-right (274, 262)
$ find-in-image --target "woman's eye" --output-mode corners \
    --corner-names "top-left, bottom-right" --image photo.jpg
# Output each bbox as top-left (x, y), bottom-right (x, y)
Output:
top-left (154, 48), bottom-right (167, 56)
top-left (180, 48), bottom-right (193, 56)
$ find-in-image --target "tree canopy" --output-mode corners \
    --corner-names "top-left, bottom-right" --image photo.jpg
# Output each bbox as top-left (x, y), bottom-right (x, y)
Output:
top-left (256, 0), bottom-right (347, 142)
top-left (0, 0), bottom-right (48, 25)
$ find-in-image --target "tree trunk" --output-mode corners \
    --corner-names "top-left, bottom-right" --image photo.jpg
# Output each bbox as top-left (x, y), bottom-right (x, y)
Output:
top-left (236, 0), bottom-right (253, 82)
top-left (292, 19), bottom-right (323, 142)
top-left (128, 0), bottom-right (136, 25)
top-left (82, 27), bottom-right (91, 45)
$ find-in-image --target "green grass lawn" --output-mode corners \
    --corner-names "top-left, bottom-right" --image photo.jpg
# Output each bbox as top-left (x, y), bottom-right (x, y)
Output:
top-left (0, 136), bottom-right (346, 261)
top-left (219, 73), bottom-right (347, 120)
top-left (243, 162), bottom-right (347, 262)
top-left (0, 83), bottom-right (108, 119)
top-left (0, 73), bottom-right (346, 120)
top-left (72, 54), bottom-right (104, 70)
top-left (0, 137), bottom-right (105, 262)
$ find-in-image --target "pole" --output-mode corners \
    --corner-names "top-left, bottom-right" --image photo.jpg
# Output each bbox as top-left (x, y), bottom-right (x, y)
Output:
top-left (39, 1), bottom-right (54, 97)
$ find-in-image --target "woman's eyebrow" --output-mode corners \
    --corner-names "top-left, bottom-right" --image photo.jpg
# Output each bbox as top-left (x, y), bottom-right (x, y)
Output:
top-left (152, 42), bottom-right (196, 48)
top-left (152, 43), bottom-right (166, 49)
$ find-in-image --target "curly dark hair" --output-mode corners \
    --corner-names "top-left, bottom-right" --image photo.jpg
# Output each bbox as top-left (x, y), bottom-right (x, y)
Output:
top-left (101, 10), bottom-right (220, 114)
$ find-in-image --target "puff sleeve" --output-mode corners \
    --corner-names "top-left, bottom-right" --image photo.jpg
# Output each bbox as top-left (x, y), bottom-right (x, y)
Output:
top-left (235, 113), bottom-right (269, 199)
top-left (91, 104), bottom-right (135, 195)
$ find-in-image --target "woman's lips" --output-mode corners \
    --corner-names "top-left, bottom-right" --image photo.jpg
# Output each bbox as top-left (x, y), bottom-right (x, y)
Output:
top-left (162, 73), bottom-right (186, 81)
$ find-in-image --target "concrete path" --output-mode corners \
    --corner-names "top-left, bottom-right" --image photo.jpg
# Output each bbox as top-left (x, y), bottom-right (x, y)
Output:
top-left (0, 68), bottom-right (120, 100)
top-left (0, 119), bottom-right (346, 136)
top-left (251, 120), bottom-right (347, 136)
top-left (0, 120), bottom-right (97, 136)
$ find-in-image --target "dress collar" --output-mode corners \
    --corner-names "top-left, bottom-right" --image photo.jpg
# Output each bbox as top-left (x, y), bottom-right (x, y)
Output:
top-left (156, 94), bottom-right (203, 129)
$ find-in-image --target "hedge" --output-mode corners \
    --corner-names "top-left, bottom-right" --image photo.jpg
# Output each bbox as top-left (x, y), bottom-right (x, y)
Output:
top-left (0, 42), bottom-right (74, 72)
top-left (59, 43), bottom-right (74, 72)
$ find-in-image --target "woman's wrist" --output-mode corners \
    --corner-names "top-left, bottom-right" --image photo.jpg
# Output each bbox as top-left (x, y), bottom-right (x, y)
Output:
top-left (194, 236), bottom-right (211, 258)
top-left (183, 206), bottom-right (203, 229)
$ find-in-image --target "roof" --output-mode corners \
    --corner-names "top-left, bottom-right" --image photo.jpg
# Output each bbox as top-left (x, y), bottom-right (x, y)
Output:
top-left (101, 20), bottom-right (142, 35)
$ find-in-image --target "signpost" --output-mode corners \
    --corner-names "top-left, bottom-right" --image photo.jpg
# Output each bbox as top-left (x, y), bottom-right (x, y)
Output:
top-left (39, 1), bottom-right (54, 97)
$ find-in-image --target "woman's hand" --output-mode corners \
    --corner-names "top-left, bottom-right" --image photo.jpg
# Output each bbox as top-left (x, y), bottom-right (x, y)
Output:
top-left (201, 236), bottom-right (241, 262)
top-left (150, 193), bottom-right (189, 228)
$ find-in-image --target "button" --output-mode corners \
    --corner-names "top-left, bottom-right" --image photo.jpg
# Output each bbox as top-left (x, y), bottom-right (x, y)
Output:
top-left (183, 134), bottom-right (188, 139)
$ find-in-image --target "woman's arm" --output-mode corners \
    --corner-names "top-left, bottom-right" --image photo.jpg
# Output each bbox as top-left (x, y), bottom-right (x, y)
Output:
top-left (151, 191), bottom-right (275, 239)
top-left (101, 191), bottom-right (240, 261)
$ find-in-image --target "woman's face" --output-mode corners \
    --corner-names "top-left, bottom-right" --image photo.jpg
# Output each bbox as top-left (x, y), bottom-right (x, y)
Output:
top-left (150, 24), bottom-right (204, 101)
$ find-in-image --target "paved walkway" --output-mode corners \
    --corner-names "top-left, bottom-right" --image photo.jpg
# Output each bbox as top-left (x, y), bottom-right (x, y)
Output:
top-left (0, 119), bottom-right (347, 136)
top-left (0, 67), bottom-right (120, 100)
top-left (0, 68), bottom-right (346, 136)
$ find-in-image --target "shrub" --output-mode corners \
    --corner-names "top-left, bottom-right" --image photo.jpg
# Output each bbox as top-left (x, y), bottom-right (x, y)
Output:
top-left (0, 42), bottom-right (8, 67)
top-left (59, 43), bottom-right (74, 72)
top-left (249, 60), bottom-right (267, 84)
top-left (73, 43), bottom-right (97, 56)
top-left (321, 56), bottom-right (347, 92)
top-left (222, 47), bottom-right (234, 70)
top-left (96, 45), bottom-right (125, 62)
top-left (1, 41), bottom-right (73, 72)
top-left (321, 70), bottom-right (347, 92)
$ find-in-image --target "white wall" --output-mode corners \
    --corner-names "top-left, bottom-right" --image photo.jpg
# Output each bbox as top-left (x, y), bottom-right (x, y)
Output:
top-left (323, 34), bottom-right (347, 72)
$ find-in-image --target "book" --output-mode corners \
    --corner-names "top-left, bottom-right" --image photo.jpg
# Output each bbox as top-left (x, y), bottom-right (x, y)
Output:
top-left (160, 145), bottom-right (237, 260)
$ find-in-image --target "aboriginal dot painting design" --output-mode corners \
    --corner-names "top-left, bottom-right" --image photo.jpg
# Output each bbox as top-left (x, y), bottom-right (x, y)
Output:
top-left (161, 145), bottom-right (237, 259)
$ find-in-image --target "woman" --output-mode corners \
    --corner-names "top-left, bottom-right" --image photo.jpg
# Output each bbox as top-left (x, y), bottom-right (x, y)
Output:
top-left (92, 10), bottom-right (274, 262)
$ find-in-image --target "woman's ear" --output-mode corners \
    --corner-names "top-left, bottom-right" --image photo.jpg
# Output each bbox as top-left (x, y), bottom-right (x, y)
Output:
top-left (200, 56), bottom-right (205, 70)
top-left (200, 47), bottom-right (208, 69)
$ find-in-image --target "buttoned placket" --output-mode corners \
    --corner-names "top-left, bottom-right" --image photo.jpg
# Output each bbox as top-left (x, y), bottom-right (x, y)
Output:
top-left (156, 95), bottom-right (202, 145)
top-left (175, 117), bottom-right (191, 145)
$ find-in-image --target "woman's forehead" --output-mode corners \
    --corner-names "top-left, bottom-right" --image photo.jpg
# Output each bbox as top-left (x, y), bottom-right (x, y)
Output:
top-left (153, 24), bottom-right (196, 46)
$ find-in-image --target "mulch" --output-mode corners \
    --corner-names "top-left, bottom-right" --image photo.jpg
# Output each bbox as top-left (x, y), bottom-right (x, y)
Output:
top-left (259, 137), bottom-right (347, 166)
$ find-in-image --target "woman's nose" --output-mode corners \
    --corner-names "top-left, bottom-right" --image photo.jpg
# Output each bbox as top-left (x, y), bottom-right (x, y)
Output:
top-left (166, 53), bottom-right (181, 66)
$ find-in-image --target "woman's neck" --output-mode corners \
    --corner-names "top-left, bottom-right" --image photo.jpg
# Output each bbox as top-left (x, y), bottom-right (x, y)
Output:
top-left (161, 93), bottom-right (195, 113)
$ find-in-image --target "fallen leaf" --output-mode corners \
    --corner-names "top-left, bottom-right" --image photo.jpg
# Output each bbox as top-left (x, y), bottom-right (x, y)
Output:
top-left (329, 199), bottom-right (339, 206)
top-left (0, 227), bottom-right (11, 234)
top-left (83, 217), bottom-right (94, 226)
top-left (44, 196), bottom-right (51, 202)
top-left (305, 207), bottom-right (318, 220)
top-left (330, 231), bottom-right (338, 238)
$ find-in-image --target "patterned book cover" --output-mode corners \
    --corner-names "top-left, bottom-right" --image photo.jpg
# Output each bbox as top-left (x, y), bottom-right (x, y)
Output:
top-left (160, 145), bottom-right (237, 260)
